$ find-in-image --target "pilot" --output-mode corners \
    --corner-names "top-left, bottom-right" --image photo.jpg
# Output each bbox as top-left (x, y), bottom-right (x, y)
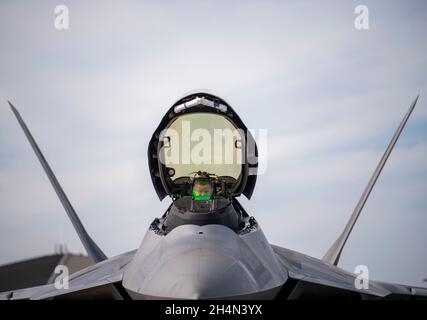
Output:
top-left (192, 179), bottom-right (213, 201)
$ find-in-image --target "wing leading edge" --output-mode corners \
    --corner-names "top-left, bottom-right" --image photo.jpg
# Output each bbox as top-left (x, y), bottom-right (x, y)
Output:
top-left (0, 250), bottom-right (135, 300)
top-left (272, 244), bottom-right (427, 300)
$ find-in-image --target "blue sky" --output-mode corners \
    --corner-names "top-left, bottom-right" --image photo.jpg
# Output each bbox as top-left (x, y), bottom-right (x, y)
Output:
top-left (0, 0), bottom-right (426, 287)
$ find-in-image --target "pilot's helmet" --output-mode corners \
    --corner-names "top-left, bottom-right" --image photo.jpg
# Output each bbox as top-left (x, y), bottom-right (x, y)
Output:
top-left (192, 179), bottom-right (213, 200)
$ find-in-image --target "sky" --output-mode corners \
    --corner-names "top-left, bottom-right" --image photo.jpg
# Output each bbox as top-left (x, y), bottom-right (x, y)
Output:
top-left (0, 0), bottom-right (426, 288)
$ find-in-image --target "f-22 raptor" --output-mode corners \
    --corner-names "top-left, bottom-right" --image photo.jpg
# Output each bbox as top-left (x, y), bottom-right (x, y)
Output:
top-left (1, 92), bottom-right (426, 299)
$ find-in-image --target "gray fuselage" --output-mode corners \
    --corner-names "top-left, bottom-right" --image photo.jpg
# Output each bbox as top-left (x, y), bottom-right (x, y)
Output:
top-left (122, 201), bottom-right (287, 299)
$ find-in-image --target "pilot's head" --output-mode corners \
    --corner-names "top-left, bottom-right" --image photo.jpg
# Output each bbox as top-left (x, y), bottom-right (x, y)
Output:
top-left (192, 179), bottom-right (213, 200)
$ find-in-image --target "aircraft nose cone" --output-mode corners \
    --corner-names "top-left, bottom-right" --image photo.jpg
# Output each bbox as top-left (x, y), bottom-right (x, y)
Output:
top-left (123, 224), bottom-right (286, 299)
top-left (140, 248), bottom-right (259, 299)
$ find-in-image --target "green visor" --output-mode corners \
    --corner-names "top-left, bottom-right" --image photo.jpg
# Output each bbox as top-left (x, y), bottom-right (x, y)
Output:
top-left (192, 180), bottom-right (213, 201)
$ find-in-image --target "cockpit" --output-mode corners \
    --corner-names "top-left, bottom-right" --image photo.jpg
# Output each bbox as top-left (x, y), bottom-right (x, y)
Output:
top-left (159, 111), bottom-right (244, 197)
top-left (147, 93), bottom-right (258, 233)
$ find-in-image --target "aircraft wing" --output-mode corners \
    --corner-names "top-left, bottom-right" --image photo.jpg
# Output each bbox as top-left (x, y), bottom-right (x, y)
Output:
top-left (0, 250), bottom-right (135, 300)
top-left (271, 244), bottom-right (427, 299)
top-left (271, 96), bottom-right (427, 300)
top-left (3, 102), bottom-right (134, 300)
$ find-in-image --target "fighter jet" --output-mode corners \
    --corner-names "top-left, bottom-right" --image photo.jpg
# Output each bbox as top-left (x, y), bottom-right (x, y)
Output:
top-left (1, 92), bottom-right (426, 300)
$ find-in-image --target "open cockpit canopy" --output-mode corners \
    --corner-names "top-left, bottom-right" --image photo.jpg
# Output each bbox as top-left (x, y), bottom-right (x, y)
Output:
top-left (148, 93), bottom-right (258, 200)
